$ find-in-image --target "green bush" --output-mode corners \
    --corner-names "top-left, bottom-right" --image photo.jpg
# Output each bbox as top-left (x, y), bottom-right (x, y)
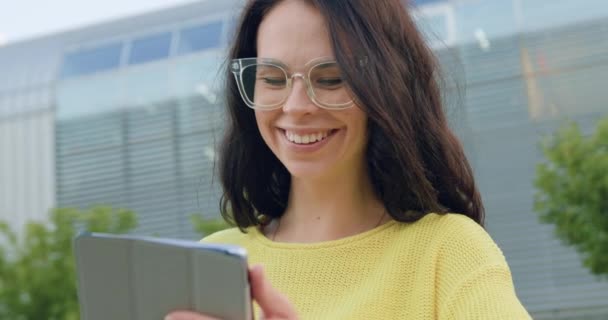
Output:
top-left (0, 207), bottom-right (137, 320)
top-left (534, 117), bottom-right (608, 278)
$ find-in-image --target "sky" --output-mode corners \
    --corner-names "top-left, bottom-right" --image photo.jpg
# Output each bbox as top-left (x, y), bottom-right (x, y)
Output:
top-left (0, 0), bottom-right (195, 45)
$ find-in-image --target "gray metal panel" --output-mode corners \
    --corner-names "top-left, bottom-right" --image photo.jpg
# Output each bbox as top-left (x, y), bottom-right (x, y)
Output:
top-left (56, 96), bottom-right (221, 240)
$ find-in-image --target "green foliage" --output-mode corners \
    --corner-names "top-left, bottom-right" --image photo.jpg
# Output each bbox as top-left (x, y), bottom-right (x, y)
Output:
top-left (0, 207), bottom-right (137, 320)
top-left (191, 214), bottom-right (231, 238)
top-left (534, 117), bottom-right (608, 278)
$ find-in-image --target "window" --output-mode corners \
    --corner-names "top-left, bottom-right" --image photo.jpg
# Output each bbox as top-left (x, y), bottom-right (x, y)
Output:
top-left (413, 0), bottom-right (445, 6)
top-left (60, 42), bottom-right (123, 78)
top-left (128, 32), bottom-right (172, 65)
top-left (177, 22), bottom-right (223, 55)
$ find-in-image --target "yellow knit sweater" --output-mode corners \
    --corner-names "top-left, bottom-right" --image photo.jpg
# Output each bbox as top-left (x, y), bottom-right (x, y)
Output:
top-left (203, 213), bottom-right (531, 319)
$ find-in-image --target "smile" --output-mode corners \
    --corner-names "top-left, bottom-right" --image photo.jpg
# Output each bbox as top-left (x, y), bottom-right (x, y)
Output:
top-left (282, 129), bottom-right (339, 146)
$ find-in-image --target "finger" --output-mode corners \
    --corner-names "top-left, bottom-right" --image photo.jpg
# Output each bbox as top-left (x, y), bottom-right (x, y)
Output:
top-left (249, 265), bottom-right (297, 319)
top-left (165, 310), bottom-right (220, 320)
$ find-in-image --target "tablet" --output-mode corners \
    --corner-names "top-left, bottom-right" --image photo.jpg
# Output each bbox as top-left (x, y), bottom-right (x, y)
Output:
top-left (74, 232), bottom-right (253, 320)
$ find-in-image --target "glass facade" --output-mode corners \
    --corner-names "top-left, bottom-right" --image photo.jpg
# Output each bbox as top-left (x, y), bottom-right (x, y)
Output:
top-left (45, 0), bottom-right (608, 318)
top-left (177, 22), bottom-right (224, 55)
top-left (60, 42), bottom-right (123, 78)
top-left (56, 20), bottom-right (226, 239)
top-left (128, 32), bottom-right (172, 65)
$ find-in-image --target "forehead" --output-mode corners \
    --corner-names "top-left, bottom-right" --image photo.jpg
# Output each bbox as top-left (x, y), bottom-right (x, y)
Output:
top-left (256, 0), bottom-right (334, 67)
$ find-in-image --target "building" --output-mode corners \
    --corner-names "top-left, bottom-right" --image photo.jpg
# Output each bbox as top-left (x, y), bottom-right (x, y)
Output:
top-left (0, 0), bottom-right (607, 318)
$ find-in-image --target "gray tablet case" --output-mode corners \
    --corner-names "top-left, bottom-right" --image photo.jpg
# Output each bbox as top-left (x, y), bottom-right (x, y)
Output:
top-left (74, 233), bottom-right (252, 320)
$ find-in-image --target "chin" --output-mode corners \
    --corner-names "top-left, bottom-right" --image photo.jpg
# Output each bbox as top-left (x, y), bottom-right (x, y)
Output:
top-left (282, 161), bottom-right (334, 180)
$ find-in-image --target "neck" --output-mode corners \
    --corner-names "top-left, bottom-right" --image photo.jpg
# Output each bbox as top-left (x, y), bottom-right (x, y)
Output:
top-left (274, 163), bottom-right (387, 243)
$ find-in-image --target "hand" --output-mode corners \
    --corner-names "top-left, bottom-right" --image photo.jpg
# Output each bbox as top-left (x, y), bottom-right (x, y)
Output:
top-left (165, 265), bottom-right (298, 320)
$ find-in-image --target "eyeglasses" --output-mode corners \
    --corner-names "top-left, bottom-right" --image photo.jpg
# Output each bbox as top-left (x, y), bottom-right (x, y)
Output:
top-left (230, 57), bottom-right (354, 110)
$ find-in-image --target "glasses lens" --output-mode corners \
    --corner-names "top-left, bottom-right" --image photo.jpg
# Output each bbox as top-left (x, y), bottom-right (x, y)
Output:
top-left (241, 63), bottom-right (288, 108)
top-left (309, 62), bottom-right (351, 107)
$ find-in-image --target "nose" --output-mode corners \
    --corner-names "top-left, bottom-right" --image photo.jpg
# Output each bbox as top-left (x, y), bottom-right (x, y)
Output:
top-left (282, 74), bottom-right (318, 114)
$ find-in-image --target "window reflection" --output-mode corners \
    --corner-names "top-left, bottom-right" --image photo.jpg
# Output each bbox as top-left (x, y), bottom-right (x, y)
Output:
top-left (60, 43), bottom-right (123, 78)
top-left (129, 32), bottom-right (172, 65)
top-left (56, 73), bottom-right (124, 119)
top-left (177, 22), bottom-right (223, 55)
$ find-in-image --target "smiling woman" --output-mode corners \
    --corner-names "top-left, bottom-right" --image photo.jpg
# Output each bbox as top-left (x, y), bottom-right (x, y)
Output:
top-left (165, 0), bottom-right (532, 319)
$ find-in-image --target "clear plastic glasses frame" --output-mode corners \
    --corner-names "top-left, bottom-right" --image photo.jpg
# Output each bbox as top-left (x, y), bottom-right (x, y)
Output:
top-left (230, 57), bottom-right (355, 110)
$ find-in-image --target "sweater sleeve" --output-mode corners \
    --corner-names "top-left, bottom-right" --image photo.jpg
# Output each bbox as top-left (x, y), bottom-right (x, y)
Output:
top-left (435, 215), bottom-right (532, 320)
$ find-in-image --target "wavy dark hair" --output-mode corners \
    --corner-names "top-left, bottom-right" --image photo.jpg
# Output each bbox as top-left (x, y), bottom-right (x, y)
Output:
top-left (219, 0), bottom-right (484, 230)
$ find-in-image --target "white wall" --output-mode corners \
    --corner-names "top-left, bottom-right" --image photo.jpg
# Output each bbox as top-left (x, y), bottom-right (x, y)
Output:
top-left (0, 111), bottom-right (55, 233)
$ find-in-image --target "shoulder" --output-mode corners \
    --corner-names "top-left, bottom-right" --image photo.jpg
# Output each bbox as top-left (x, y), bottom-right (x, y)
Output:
top-left (410, 212), bottom-right (484, 234)
top-left (414, 216), bottom-right (531, 318)
top-left (200, 227), bottom-right (255, 246)
top-left (412, 213), bottom-right (500, 251)
top-left (433, 213), bottom-right (506, 265)
top-left (396, 212), bottom-right (508, 268)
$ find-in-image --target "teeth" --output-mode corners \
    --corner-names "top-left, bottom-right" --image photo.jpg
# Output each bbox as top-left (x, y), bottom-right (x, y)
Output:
top-left (285, 130), bottom-right (331, 145)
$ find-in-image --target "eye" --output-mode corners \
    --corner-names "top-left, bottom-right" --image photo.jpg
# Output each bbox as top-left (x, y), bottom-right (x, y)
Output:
top-left (259, 77), bottom-right (286, 86)
top-left (316, 77), bottom-right (343, 87)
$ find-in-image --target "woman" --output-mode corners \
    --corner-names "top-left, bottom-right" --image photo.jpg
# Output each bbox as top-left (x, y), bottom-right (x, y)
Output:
top-left (167, 0), bottom-right (531, 319)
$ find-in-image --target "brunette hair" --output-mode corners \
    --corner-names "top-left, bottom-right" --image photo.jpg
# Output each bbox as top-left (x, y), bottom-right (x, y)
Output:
top-left (218, 0), bottom-right (484, 230)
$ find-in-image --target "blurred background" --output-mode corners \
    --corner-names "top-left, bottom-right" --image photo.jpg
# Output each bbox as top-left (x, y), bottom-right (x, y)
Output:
top-left (0, 0), bottom-right (607, 319)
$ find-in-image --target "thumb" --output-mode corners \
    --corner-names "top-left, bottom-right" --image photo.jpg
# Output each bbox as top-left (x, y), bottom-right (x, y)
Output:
top-left (249, 265), bottom-right (297, 319)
